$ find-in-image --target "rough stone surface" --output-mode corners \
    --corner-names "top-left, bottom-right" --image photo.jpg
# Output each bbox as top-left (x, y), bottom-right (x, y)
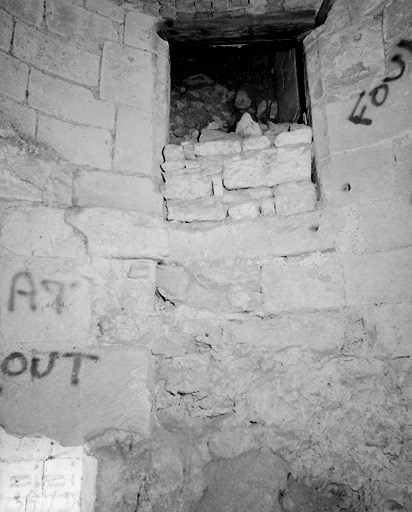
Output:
top-left (0, 345), bottom-right (153, 445)
top-left (164, 170), bottom-right (212, 200)
top-left (223, 145), bottom-right (312, 189)
top-left (0, 8), bottom-right (12, 51)
top-left (275, 180), bottom-right (317, 216)
top-left (274, 126), bottom-right (312, 146)
top-left (195, 139), bottom-right (242, 157)
top-left (167, 198), bottom-right (227, 222)
top-left (194, 449), bottom-right (288, 512)
top-left (0, 52), bottom-right (29, 102)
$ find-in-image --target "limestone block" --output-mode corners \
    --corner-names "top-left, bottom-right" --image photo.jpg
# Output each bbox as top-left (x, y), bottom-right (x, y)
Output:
top-left (199, 155), bottom-right (224, 175)
top-left (260, 197), bottom-right (276, 216)
top-left (343, 248), bottom-right (412, 305)
top-left (235, 112), bottom-right (262, 137)
top-left (227, 283), bottom-right (261, 312)
top-left (320, 143), bottom-right (395, 204)
top-left (0, 255), bottom-right (92, 346)
top-left (0, 95), bottom-right (37, 139)
top-left (14, 22), bottom-right (100, 86)
top-left (74, 170), bottom-right (163, 214)
top-left (0, 428), bottom-right (52, 461)
top-left (275, 181), bottom-right (316, 216)
top-left (113, 105), bottom-right (154, 176)
top-left (156, 264), bottom-right (190, 304)
top-left (0, 0), bottom-right (43, 26)
top-left (371, 303), bottom-right (412, 358)
top-left (242, 135), bottom-right (271, 151)
top-left (248, 187), bottom-right (274, 199)
top-left (100, 41), bottom-right (152, 108)
top-left (274, 126), bottom-right (312, 146)
top-left (0, 52), bottom-right (29, 102)
top-left (228, 201), bottom-right (260, 220)
top-left (167, 198), bottom-right (227, 222)
top-left (124, 10), bottom-right (157, 51)
top-left (262, 254), bottom-right (345, 313)
top-left (66, 207), bottom-right (169, 259)
top-left (0, 461), bottom-right (43, 504)
top-left (169, 209), bottom-right (340, 261)
top-left (86, 0), bottom-right (125, 21)
top-left (383, 0), bottom-right (412, 43)
top-left (0, 8), bottom-right (12, 51)
top-left (47, 0), bottom-right (119, 50)
top-left (37, 115), bottom-right (112, 170)
top-left (358, 199), bottom-right (412, 253)
top-left (0, 206), bottom-right (85, 258)
top-left (325, 75), bottom-right (412, 154)
top-left (164, 170), bottom-right (212, 200)
top-left (28, 69), bottom-right (115, 130)
top-left (0, 139), bottom-right (72, 206)
top-left (195, 139), bottom-right (242, 157)
top-left (318, 21), bottom-right (385, 100)
top-left (161, 161), bottom-right (185, 172)
top-left (0, 345), bottom-right (153, 444)
top-left (163, 144), bottom-right (185, 162)
top-left (212, 175), bottom-right (224, 196)
top-left (163, 353), bottom-right (210, 395)
top-left (223, 145), bottom-right (311, 189)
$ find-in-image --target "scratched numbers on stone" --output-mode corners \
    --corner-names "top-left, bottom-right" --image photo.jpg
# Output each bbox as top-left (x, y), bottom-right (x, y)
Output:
top-left (349, 39), bottom-right (412, 125)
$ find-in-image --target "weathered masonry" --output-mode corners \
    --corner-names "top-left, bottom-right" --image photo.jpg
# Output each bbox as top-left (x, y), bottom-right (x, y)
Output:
top-left (0, 0), bottom-right (412, 511)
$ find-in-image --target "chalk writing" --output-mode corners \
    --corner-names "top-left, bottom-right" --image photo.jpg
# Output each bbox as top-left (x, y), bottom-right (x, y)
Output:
top-left (349, 39), bottom-right (412, 125)
top-left (0, 351), bottom-right (99, 385)
top-left (8, 272), bottom-right (78, 314)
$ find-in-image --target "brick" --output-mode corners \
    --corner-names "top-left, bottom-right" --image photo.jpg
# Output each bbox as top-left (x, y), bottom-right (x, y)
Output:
top-left (74, 170), bottom-right (163, 214)
top-left (320, 143), bottom-right (395, 205)
top-left (28, 69), bottom-right (115, 130)
top-left (262, 254), bottom-right (345, 314)
top-left (47, 0), bottom-right (119, 50)
top-left (274, 127), bottom-right (312, 147)
top-left (0, 9), bottom-right (12, 51)
top-left (169, 209), bottom-right (340, 261)
top-left (195, 139), bottom-right (242, 157)
top-left (164, 170), bottom-right (212, 200)
top-left (167, 198), bottom-right (227, 222)
top-left (100, 41), bottom-right (153, 108)
top-left (66, 207), bottom-right (169, 259)
top-left (37, 115), bottom-right (112, 170)
top-left (0, 206), bottom-right (85, 258)
top-left (86, 0), bottom-right (125, 22)
top-left (0, 52), bottom-right (29, 102)
top-left (223, 145), bottom-right (311, 189)
top-left (275, 181), bottom-right (316, 216)
top-left (0, 0), bottom-right (43, 26)
top-left (14, 22), bottom-right (100, 86)
top-left (343, 248), bottom-right (412, 306)
top-left (0, 95), bottom-right (36, 138)
top-left (124, 11), bottom-right (157, 51)
top-left (0, 345), bottom-right (153, 444)
top-left (113, 106), bottom-right (154, 176)
top-left (358, 198), bottom-right (412, 253)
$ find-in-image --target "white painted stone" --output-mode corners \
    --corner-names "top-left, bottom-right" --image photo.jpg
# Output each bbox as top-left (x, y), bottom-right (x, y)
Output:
top-left (167, 198), bottom-right (227, 222)
top-left (163, 170), bottom-right (212, 200)
top-left (262, 254), bottom-right (346, 313)
top-left (223, 145), bottom-right (312, 189)
top-left (66, 207), bottom-right (169, 259)
top-left (228, 201), bottom-right (260, 220)
top-left (274, 126), bottom-right (312, 146)
top-left (275, 181), bottom-right (317, 216)
top-left (195, 139), bottom-right (242, 157)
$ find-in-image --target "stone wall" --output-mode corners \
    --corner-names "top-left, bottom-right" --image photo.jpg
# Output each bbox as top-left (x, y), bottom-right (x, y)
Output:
top-left (0, 0), bottom-right (412, 511)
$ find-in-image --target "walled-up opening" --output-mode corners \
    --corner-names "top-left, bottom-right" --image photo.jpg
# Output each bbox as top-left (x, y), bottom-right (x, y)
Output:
top-left (167, 40), bottom-right (308, 143)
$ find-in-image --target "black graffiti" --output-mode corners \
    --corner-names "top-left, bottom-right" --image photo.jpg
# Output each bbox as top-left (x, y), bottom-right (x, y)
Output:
top-left (0, 351), bottom-right (99, 386)
top-left (8, 272), bottom-right (78, 315)
top-left (349, 39), bottom-right (412, 125)
top-left (1, 352), bottom-right (28, 376)
top-left (63, 352), bottom-right (99, 386)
